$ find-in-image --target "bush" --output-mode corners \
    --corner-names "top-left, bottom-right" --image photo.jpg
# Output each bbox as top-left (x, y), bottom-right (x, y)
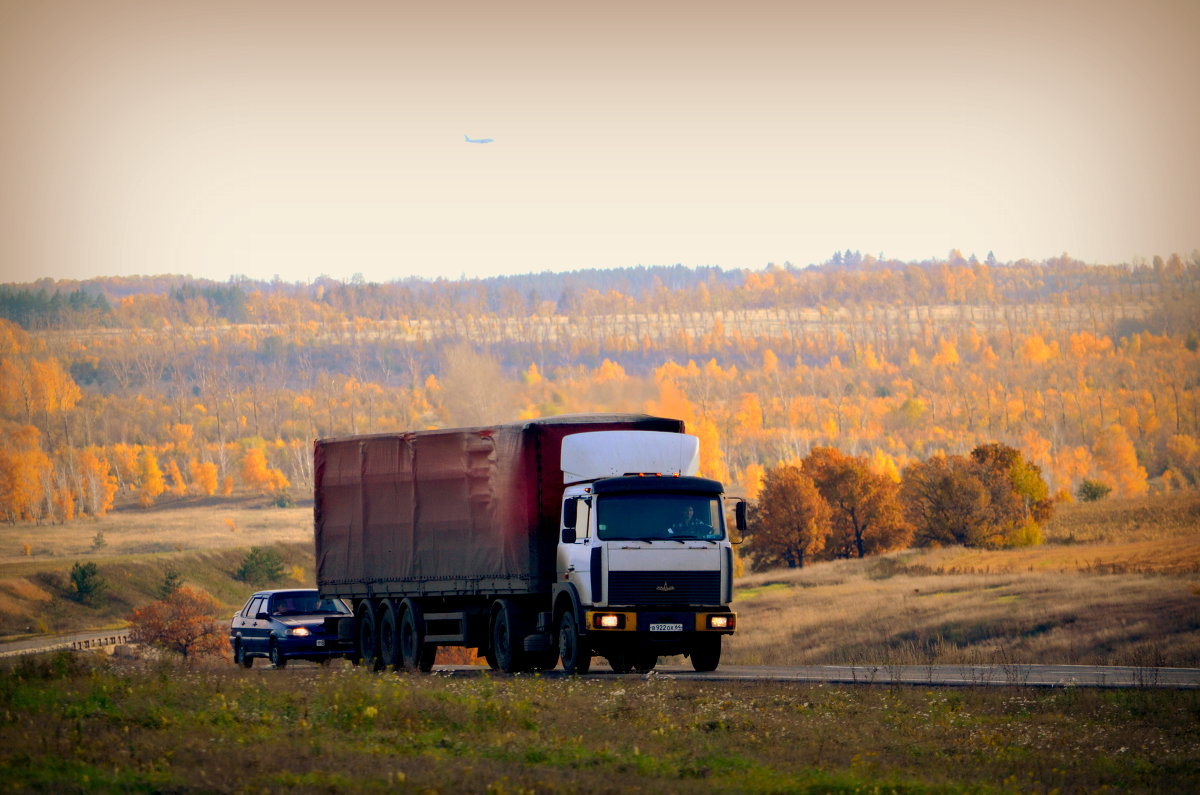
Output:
top-left (69, 561), bottom-right (107, 606)
top-left (1077, 479), bottom-right (1113, 502)
top-left (129, 586), bottom-right (230, 659)
top-left (235, 546), bottom-right (285, 586)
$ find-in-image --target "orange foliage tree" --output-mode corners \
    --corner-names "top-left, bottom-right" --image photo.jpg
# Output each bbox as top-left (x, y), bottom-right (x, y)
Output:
top-left (129, 586), bottom-right (231, 659)
top-left (0, 424), bottom-right (51, 522)
top-left (749, 464), bottom-right (832, 569)
top-left (138, 448), bottom-right (165, 507)
top-left (802, 447), bottom-right (913, 559)
top-left (240, 447), bottom-right (289, 496)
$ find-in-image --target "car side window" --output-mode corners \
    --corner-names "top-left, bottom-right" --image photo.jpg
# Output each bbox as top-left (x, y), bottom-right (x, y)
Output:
top-left (246, 597), bottom-right (265, 618)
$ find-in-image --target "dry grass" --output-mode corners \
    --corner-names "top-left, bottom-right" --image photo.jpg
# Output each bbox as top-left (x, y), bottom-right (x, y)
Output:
top-left (728, 492), bottom-right (1200, 668)
top-left (0, 496), bottom-right (311, 566)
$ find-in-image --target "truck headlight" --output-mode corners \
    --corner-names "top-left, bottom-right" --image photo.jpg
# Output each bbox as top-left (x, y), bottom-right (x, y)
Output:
top-left (707, 615), bottom-right (733, 630)
top-left (288, 627), bottom-right (311, 637)
top-left (597, 614), bottom-right (624, 629)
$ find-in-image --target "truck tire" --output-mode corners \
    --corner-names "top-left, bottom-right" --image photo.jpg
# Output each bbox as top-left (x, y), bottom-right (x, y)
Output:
top-left (491, 599), bottom-right (527, 674)
top-left (690, 634), bottom-right (721, 672)
top-left (399, 600), bottom-right (436, 672)
top-left (379, 600), bottom-right (402, 670)
top-left (557, 611), bottom-right (591, 675)
top-left (358, 603), bottom-right (384, 671)
top-left (632, 649), bottom-right (658, 674)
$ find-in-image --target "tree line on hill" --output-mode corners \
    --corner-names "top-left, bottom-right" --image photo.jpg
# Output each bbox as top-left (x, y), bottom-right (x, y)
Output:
top-left (0, 252), bottom-right (1198, 528)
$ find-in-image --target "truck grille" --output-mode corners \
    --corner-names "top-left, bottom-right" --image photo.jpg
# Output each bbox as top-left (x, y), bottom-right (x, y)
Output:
top-left (607, 571), bottom-right (721, 606)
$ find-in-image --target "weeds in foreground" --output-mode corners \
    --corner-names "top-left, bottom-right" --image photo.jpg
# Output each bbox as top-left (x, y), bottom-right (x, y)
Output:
top-left (1, 653), bottom-right (1197, 793)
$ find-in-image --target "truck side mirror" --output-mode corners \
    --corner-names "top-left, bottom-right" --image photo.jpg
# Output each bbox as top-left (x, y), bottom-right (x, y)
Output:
top-left (562, 499), bottom-right (578, 543)
top-left (734, 499), bottom-right (748, 543)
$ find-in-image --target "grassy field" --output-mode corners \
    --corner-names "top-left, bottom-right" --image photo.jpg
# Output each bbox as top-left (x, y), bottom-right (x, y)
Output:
top-left (728, 491), bottom-right (1200, 669)
top-left (1, 491), bottom-right (1197, 669)
top-left (2, 652), bottom-right (1198, 794)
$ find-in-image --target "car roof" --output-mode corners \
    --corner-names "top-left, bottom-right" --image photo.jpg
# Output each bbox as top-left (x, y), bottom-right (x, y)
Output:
top-left (251, 589), bottom-right (319, 597)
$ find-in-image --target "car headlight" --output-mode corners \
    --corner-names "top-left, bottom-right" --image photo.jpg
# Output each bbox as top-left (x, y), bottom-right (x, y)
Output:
top-left (288, 627), bottom-right (311, 637)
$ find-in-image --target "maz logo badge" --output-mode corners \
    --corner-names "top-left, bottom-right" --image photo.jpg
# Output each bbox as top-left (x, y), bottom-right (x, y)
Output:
top-left (656, 581), bottom-right (676, 592)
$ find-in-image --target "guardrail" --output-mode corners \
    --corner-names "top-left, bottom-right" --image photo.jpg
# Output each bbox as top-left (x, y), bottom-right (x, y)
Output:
top-left (0, 632), bottom-right (132, 659)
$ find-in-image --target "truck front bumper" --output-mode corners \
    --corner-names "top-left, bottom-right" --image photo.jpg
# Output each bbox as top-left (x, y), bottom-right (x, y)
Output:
top-left (584, 610), bottom-right (736, 634)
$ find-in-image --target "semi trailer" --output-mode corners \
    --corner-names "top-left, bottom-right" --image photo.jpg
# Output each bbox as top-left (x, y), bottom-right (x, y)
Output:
top-left (314, 414), bottom-right (744, 674)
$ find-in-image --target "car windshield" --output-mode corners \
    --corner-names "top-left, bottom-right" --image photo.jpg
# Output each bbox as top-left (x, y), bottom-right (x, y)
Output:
top-left (596, 493), bottom-right (724, 541)
top-left (270, 593), bottom-right (350, 616)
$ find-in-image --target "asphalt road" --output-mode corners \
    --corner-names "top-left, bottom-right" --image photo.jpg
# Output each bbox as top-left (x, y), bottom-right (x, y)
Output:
top-left (4, 633), bottom-right (1197, 688)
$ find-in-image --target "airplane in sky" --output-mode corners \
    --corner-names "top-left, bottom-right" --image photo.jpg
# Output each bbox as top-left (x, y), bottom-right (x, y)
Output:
top-left (464, 134), bottom-right (494, 144)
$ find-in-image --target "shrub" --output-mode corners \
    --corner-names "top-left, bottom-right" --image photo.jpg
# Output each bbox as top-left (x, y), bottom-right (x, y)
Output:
top-left (69, 561), bottom-right (107, 606)
top-left (235, 546), bottom-right (285, 585)
top-left (129, 586), bottom-right (230, 659)
top-left (91, 530), bottom-right (107, 552)
top-left (1077, 479), bottom-right (1113, 502)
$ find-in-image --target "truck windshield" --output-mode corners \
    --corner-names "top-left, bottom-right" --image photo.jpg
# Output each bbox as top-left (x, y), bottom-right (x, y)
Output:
top-left (596, 493), bottom-right (724, 541)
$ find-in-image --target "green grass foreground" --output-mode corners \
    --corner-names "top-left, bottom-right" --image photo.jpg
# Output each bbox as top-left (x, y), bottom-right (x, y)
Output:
top-left (2, 653), bottom-right (1198, 794)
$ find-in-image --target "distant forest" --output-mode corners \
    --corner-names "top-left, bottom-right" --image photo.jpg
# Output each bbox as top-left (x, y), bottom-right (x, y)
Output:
top-left (1, 250), bottom-right (1198, 524)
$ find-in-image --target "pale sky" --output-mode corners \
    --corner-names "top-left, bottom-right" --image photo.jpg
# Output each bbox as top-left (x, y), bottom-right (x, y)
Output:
top-left (1, 0), bottom-right (1196, 285)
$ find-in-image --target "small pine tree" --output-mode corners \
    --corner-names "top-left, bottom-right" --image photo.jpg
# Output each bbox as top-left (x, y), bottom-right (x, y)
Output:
top-left (69, 561), bottom-right (107, 606)
top-left (235, 546), bottom-right (285, 586)
top-left (1077, 479), bottom-right (1113, 502)
top-left (158, 565), bottom-right (183, 599)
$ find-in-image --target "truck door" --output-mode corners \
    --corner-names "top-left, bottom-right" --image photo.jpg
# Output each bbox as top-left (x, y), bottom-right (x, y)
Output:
top-left (559, 497), bottom-right (597, 605)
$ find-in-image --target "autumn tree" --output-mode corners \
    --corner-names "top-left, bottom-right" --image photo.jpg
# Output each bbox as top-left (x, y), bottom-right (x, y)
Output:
top-left (901, 453), bottom-right (1027, 549)
top-left (969, 442), bottom-right (1053, 543)
top-left (240, 447), bottom-right (289, 497)
top-left (1091, 424), bottom-right (1149, 497)
top-left (749, 464), bottom-right (832, 570)
top-left (129, 586), bottom-right (231, 659)
top-left (0, 423), bottom-right (51, 522)
top-left (138, 448), bottom-right (165, 507)
top-left (802, 447), bottom-right (912, 559)
top-left (77, 448), bottom-right (118, 517)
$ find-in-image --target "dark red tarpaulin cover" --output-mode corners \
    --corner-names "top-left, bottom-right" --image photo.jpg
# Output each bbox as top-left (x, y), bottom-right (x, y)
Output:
top-left (314, 414), bottom-right (683, 598)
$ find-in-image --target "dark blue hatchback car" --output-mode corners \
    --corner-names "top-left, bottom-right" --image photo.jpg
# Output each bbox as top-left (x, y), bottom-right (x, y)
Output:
top-left (230, 589), bottom-right (354, 668)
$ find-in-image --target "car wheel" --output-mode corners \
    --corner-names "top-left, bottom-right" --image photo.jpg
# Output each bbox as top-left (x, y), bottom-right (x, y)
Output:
top-left (234, 640), bottom-right (253, 669)
top-left (269, 639), bottom-right (287, 668)
top-left (558, 611), bottom-right (591, 675)
top-left (690, 635), bottom-right (721, 672)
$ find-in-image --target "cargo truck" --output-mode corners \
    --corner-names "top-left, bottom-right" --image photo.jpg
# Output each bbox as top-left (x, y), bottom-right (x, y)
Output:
top-left (314, 414), bottom-right (745, 674)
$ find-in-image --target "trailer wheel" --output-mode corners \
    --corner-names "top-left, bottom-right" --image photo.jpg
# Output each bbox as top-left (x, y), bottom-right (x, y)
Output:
top-left (358, 602), bottom-right (384, 671)
top-left (399, 600), bottom-right (435, 672)
top-left (491, 600), bottom-right (526, 674)
top-left (689, 634), bottom-right (721, 672)
top-left (557, 611), bottom-right (591, 675)
top-left (379, 600), bottom-right (401, 670)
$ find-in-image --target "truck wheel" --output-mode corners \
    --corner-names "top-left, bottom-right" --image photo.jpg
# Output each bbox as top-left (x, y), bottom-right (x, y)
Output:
top-left (358, 603), bottom-right (384, 671)
top-left (607, 651), bottom-right (632, 674)
top-left (632, 650), bottom-right (658, 674)
top-left (379, 601), bottom-right (402, 670)
top-left (399, 603), bottom-right (435, 672)
top-left (557, 611), bottom-right (591, 675)
top-left (690, 635), bottom-right (721, 672)
top-left (491, 600), bottom-right (527, 674)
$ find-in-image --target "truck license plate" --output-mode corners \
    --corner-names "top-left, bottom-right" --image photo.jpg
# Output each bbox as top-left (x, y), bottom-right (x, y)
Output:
top-left (650, 623), bottom-right (683, 632)
top-left (316, 640), bottom-right (325, 647)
